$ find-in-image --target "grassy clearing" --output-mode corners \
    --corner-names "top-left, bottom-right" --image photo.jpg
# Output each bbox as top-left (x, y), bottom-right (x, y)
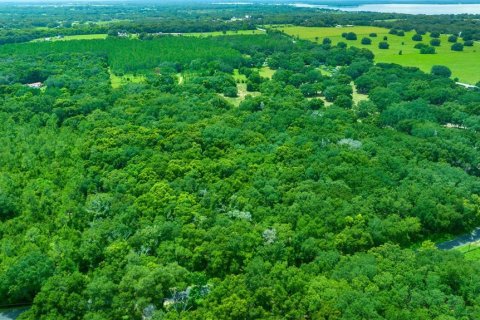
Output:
top-left (223, 83), bottom-right (260, 106)
top-left (258, 66), bottom-right (275, 79)
top-left (278, 25), bottom-right (480, 84)
top-left (185, 29), bottom-right (266, 37)
top-left (32, 34), bottom-right (108, 42)
top-left (454, 241), bottom-right (480, 260)
top-left (352, 83), bottom-right (368, 103)
top-left (109, 69), bottom-right (146, 88)
top-left (233, 69), bottom-right (247, 81)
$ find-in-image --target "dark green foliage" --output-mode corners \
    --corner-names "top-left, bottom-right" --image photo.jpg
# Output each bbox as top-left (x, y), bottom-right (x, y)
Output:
top-left (345, 32), bottom-right (357, 40)
top-left (430, 38), bottom-right (441, 46)
top-left (464, 40), bottom-right (474, 47)
top-left (431, 65), bottom-right (452, 77)
top-left (430, 31), bottom-right (441, 38)
top-left (448, 35), bottom-right (458, 43)
top-left (369, 32), bottom-right (377, 37)
top-left (361, 37), bottom-right (371, 45)
top-left (420, 46), bottom-right (436, 54)
top-left (412, 34), bottom-right (423, 41)
top-left (451, 42), bottom-right (464, 51)
top-left (378, 41), bottom-right (389, 49)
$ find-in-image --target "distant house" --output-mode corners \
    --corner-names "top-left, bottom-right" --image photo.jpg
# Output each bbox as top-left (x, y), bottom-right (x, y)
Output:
top-left (26, 82), bottom-right (43, 89)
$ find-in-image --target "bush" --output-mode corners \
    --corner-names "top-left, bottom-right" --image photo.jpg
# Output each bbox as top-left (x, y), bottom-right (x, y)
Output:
top-left (412, 34), bottom-right (423, 41)
top-left (223, 86), bottom-right (238, 97)
top-left (451, 43), bottom-right (464, 51)
top-left (448, 35), bottom-right (458, 43)
top-left (430, 32), bottom-right (440, 38)
top-left (389, 29), bottom-right (398, 35)
top-left (430, 38), bottom-right (441, 47)
top-left (464, 40), bottom-right (474, 47)
top-left (431, 65), bottom-right (452, 77)
top-left (337, 42), bottom-right (347, 49)
top-left (397, 31), bottom-right (405, 36)
top-left (420, 46), bottom-right (436, 54)
top-left (361, 37), bottom-right (372, 45)
top-left (414, 43), bottom-right (428, 49)
top-left (322, 37), bottom-right (332, 45)
top-left (345, 32), bottom-right (357, 40)
top-left (369, 33), bottom-right (377, 37)
top-left (378, 42), bottom-right (389, 49)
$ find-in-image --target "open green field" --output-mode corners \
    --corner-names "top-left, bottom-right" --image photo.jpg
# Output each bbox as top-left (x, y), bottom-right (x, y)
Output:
top-left (32, 34), bottom-right (108, 42)
top-left (185, 29), bottom-right (266, 37)
top-left (277, 25), bottom-right (480, 84)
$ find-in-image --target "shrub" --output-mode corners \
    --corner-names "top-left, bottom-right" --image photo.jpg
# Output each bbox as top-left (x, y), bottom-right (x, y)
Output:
top-left (448, 35), bottom-right (458, 43)
top-left (412, 34), bottom-right (423, 41)
top-left (369, 33), bottom-right (377, 37)
top-left (322, 37), bottom-right (332, 45)
top-left (451, 42), bottom-right (464, 51)
top-left (420, 46), bottom-right (436, 54)
top-left (431, 65), bottom-right (452, 77)
top-left (397, 31), bottom-right (405, 36)
top-left (345, 32), bottom-right (357, 40)
top-left (464, 40), bottom-right (474, 47)
top-left (430, 32), bottom-right (440, 38)
top-left (378, 42), bottom-right (389, 49)
top-left (430, 38), bottom-right (441, 47)
top-left (361, 37), bottom-right (372, 45)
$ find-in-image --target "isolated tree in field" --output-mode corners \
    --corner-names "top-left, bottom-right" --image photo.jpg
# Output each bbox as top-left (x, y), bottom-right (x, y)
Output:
top-left (322, 37), bottom-right (332, 45)
top-left (345, 32), bottom-right (357, 40)
top-left (369, 33), bottom-right (377, 37)
top-left (451, 43), bottom-right (464, 51)
top-left (361, 37), bottom-right (371, 45)
top-left (448, 35), bottom-right (458, 43)
top-left (430, 38), bottom-right (441, 46)
top-left (412, 34), bottom-right (423, 41)
top-left (378, 42), bottom-right (389, 49)
top-left (420, 46), bottom-right (436, 54)
top-left (383, 36), bottom-right (388, 41)
top-left (431, 65), bottom-right (452, 77)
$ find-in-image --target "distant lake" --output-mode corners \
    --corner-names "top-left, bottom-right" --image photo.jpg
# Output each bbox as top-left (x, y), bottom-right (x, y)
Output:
top-left (291, 3), bottom-right (480, 14)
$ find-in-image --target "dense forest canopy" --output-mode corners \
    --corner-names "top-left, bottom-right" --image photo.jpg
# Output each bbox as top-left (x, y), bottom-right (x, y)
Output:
top-left (1, 2), bottom-right (480, 320)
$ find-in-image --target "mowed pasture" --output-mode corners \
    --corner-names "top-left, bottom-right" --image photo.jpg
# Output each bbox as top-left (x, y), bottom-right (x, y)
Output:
top-left (277, 25), bottom-right (480, 84)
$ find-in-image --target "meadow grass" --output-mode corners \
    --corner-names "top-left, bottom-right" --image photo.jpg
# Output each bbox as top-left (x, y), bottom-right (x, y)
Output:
top-left (32, 34), bottom-right (108, 42)
top-left (454, 241), bottom-right (480, 260)
top-left (109, 69), bottom-right (146, 88)
top-left (277, 25), bottom-right (480, 84)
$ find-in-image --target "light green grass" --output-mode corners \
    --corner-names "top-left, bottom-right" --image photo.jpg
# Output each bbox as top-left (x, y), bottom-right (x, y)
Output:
top-left (279, 25), bottom-right (480, 84)
top-left (222, 83), bottom-right (260, 106)
top-left (109, 69), bottom-right (146, 89)
top-left (32, 34), bottom-right (108, 42)
top-left (185, 30), bottom-right (266, 37)
top-left (454, 241), bottom-right (480, 260)
top-left (233, 69), bottom-right (247, 81)
top-left (258, 66), bottom-right (275, 79)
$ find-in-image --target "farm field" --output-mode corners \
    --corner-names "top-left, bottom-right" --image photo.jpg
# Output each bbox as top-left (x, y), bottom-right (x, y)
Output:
top-left (277, 25), bottom-right (480, 84)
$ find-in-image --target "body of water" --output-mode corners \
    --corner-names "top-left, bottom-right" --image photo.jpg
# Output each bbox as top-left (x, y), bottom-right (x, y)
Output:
top-left (292, 3), bottom-right (480, 14)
